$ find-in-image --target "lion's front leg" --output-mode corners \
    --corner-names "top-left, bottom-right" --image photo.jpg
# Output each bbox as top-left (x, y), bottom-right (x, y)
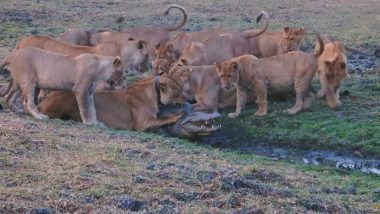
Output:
top-left (252, 79), bottom-right (267, 116)
top-left (228, 88), bottom-right (247, 118)
top-left (75, 91), bottom-right (99, 125)
top-left (316, 70), bottom-right (327, 99)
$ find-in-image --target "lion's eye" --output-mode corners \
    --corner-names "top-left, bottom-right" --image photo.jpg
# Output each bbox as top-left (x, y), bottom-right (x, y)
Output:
top-left (290, 38), bottom-right (294, 41)
top-left (227, 75), bottom-right (232, 78)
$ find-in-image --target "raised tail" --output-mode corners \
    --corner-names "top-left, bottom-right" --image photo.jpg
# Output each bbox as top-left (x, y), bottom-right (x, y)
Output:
top-left (163, 4), bottom-right (187, 31)
top-left (314, 34), bottom-right (325, 58)
top-left (243, 11), bottom-right (269, 39)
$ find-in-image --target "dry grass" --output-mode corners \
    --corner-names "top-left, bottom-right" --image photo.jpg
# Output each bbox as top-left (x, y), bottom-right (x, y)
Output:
top-left (0, 0), bottom-right (380, 213)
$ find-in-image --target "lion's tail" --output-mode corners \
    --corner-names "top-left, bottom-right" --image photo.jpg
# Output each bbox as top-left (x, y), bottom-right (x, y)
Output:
top-left (163, 4), bottom-right (187, 31)
top-left (314, 34), bottom-right (324, 58)
top-left (243, 11), bottom-right (269, 39)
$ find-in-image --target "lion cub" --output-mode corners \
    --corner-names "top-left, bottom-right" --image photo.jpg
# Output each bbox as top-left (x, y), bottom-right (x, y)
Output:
top-left (0, 47), bottom-right (122, 125)
top-left (217, 36), bottom-right (324, 118)
top-left (314, 36), bottom-right (348, 109)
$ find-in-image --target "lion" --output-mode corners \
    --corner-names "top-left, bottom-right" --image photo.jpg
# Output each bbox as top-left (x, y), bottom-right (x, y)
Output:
top-left (168, 65), bottom-right (239, 113)
top-left (59, 4), bottom-right (187, 58)
top-left (153, 11), bottom-right (269, 74)
top-left (153, 28), bottom-right (233, 74)
top-left (249, 27), bottom-right (305, 58)
top-left (314, 36), bottom-right (348, 109)
top-left (37, 75), bottom-right (186, 131)
top-left (17, 35), bottom-right (149, 73)
top-left (176, 11), bottom-right (268, 67)
top-left (0, 47), bottom-right (122, 125)
top-left (216, 36), bottom-right (325, 118)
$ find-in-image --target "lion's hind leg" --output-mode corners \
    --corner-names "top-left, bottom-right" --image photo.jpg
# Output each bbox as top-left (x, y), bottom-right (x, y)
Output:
top-left (21, 84), bottom-right (49, 120)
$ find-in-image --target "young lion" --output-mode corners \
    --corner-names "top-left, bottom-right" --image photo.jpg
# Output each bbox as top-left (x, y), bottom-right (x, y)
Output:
top-left (249, 27), bottom-right (305, 58)
top-left (17, 35), bottom-right (148, 73)
top-left (38, 75), bottom-right (186, 131)
top-left (168, 65), bottom-right (238, 113)
top-left (0, 47), bottom-right (122, 125)
top-left (170, 11), bottom-right (269, 68)
top-left (314, 36), bottom-right (348, 109)
top-left (217, 36), bottom-right (324, 118)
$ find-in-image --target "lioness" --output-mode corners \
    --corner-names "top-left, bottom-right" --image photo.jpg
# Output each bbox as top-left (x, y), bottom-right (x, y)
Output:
top-left (38, 75), bottom-right (185, 131)
top-left (59, 4), bottom-right (187, 58)
top-left (314, 36), bottom-right (348, 109)
top-left (164, 11), bottom-right (269, 74)
top-left (217, 36), bottom-right (325, 118)
top-left (153, 11), bottom-right (269, 74)
top-left (168, 65), bottom-right (238, 113)
top-left (0, 47), bottom-right (122, 125)
top-left (249, 27), bottom-right (305, 58)
top-left (17, 35), bottom-right (149, 73)
top-left (153, 28), bottom-right (233, 74)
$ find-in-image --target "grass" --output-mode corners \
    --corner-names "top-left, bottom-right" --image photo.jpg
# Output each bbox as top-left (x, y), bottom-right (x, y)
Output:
top-left (0, 0), bottom-right (379, 213)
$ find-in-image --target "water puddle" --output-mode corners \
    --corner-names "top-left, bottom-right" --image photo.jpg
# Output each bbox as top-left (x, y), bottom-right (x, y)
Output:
top-left (197, 133), bottom-right (380, 175)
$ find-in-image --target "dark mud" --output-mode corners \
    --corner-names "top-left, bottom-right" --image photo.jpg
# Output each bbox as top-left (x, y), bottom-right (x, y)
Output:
top-left (198, 130), bottom-right (380, 175)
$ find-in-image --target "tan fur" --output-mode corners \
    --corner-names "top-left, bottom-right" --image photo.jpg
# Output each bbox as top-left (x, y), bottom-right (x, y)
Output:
top-left (18, 35), bottom-right (148, 73)
top-left (217, 37), bottom-right (324, 118)
top-left (0, 47), bottom-right (122, 124)
top-left (249, 27), bottom-right (305, 58)
top-left (314, 36), bottom-right (348, 109)
top-left (37, 75), bottom-right (185, 131)
top-left (153, 28), bottom-right (233, 74)
top-left (58, 28), bottom-right (91, 45)
top-left (168, 65), bottom-right (238, 113)
top-left (59, 4), bottom-right (186, 58)
top-left (162, 11), bottom-right (269, 72)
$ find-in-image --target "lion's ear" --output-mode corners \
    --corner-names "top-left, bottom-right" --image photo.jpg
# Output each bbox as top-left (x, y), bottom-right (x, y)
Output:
top-left (216, 62), bottom-right (222, 71)
top-left (230, 61), bottom-right (238, 71)
top-left (298, 27), bottom-right (305, 35)
top-left (181, 69), bottom-right (192, 81)
top-left (167, 44), bottom-right (174, 51)
top-left (284, 27), bottom-right (290, 33)
top-left (113, 56), bottom-right (122, 68)
top-left (183, 68), bottom-right (192, 77)
top-left (159, 83), bottom-right (167, 92)
top-left (339, 62), bottom-right (346, 70)
top-left (137, 40), bottom-right (148, 55)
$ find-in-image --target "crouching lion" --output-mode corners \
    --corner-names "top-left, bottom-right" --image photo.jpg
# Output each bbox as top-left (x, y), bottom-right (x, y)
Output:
top-left (37, 75), bottom-right (186, 131)
top-left (168, 65), bottom-right (242, 113)
top-left (216, 36), bottom-right (325, 118)
top-left (314, 36), bottom-right (348, 109)
top-left (0, 47), bottom-right (122, 125)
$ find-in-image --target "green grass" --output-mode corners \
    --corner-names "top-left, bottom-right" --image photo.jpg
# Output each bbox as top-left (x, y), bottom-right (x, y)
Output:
top-left (220, 73), bottom-right (380, 156)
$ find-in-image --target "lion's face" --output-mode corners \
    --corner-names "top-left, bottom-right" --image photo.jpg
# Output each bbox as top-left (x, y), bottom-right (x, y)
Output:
top-left (216, 61), bottom-right (239, 90)
top-left (167, 66), bottom-right (193, 99)
top-left (159, 75), bottom-right (185, 105)
top-left (153, 44), bottom-right (180, 75)
top-left (121, 40), bottom-right (149, 73)
top-left (279, 27), bottom-right (305, 53)
top-left (152, 57), bottom-right (173, 75)
top-left (317, 42), bottom-right (348, 109)
top-left (107, 70), bottom-right (126, 90)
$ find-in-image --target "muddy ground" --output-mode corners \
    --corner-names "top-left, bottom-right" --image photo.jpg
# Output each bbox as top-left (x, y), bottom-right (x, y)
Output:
top-left (0, 0), bottom-right (380, 213)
